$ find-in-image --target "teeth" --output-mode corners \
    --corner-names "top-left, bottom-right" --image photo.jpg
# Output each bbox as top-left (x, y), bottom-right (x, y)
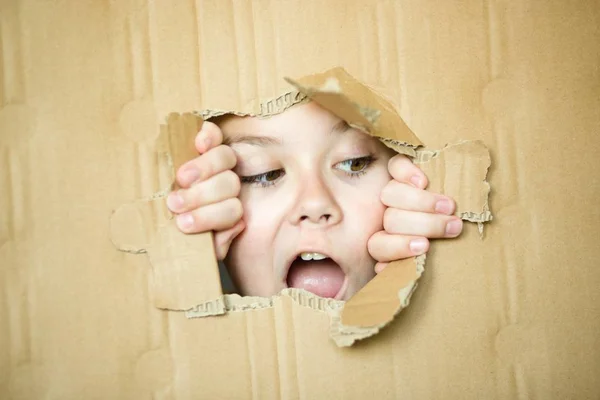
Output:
top-left (300, 252), bottom-right (328, 261)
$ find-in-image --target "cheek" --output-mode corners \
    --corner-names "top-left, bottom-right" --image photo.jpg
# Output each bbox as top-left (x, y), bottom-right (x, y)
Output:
top-left (225, 193), bottom-right (284, 296)
top-left (348, 171), bottom-right (389, 232)
top-left (350, 195), bottom-right (386, 235)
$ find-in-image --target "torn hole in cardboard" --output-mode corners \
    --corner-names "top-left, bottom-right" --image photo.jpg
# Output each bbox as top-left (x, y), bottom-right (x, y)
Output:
top-left (109, 67), bottom-right (493, 347)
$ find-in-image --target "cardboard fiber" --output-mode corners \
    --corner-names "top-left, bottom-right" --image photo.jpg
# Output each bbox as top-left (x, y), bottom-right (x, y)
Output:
top-left (2, 1), bottom-right (600, 399)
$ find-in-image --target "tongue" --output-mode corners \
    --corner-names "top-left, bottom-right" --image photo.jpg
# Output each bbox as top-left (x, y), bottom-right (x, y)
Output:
top-left (286, 259), bottom-right (345, 298)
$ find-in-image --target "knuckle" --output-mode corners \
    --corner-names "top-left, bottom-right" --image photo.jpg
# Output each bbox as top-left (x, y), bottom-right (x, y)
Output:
top-left (227, 170), bottom-right (241, 195)
top-left (388, 153), bottom-right (407, 169)
top-left (213, 232), bottom-right (227, 259)
top-left (229, 198), bottom-right (243, 220)
top-left (380, 181), bottom-right (394, 203)
top-left (387, 154), bottom-right (399, 171)
top-left (382, 208), bottom-right (396, 232)
top-left (215, 144), bottom-right (237, 169)
top-left (408, 186), bottom-right (423, 204)
top-left (203, 121), bottom-right (223, 144)
top-left (367, 234), bottom-right (381, 257)
top-left (218, 170), bottom-right (241, 195)
top-left (227, 149), bottom-right (238, 168)
top-left (388, 180), bottom-right (408, 201)
top-left (196, 155), bottom-right (214, 181)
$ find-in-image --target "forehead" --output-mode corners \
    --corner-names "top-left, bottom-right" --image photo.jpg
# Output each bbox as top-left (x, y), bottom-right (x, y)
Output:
top-left (215, 102), bottom-right (345, 140)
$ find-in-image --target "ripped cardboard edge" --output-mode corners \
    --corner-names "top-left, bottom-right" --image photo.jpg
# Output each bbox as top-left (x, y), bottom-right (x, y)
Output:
top-left (415, 140), bottom-right (493, 234)
top-left (332, 255), bottom-right (426, 347)
top-left (285, 67), bottom-right (423, 157)
top-left (187, 288), bottom-right (344, 317)
top-left (185, 256), bottom-right (425, 348)
top-left (109, 67), bottom-right (493, 347)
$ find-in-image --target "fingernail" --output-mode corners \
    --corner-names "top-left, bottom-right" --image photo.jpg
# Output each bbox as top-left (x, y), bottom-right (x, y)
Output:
top-left (445, 219), bottom-right (463, 237)
top-left (409, 238), bottom-right (428, 255)
top-left (410, 175), bottom-right (423, 188)
top-left (166, 191), bottom-right (185, 211)
top-left (176, 213), bottom-right (194, 231)
top-left (435, 198), bottom-right (453, 215)
top-left (181, 167), bottom-right (199, 185)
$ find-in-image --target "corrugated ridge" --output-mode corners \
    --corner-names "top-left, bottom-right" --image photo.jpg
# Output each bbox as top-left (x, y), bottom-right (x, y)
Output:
top-left (273, 296), bottom-right (294, 400)
top-left (0, 148), bottom-right (12, 247)
top-left (0, 0), bottom-right (25, 106)
top-left (484, 3), bottom-right (522, 399)
top-left (244, 309), bottom-right (259, 400)
top-left (227, 0), bottom-right (242, 114)
top-left (233, 0), bottom-right (258, 112)
top-left (129, 4), bottom-right (153, 100)
top-left (195, 90), bottom-right (307, 120)
top-left (187, 289), bottom-right (344, 316)
top-left (184, 297), bottom-right (226, 318)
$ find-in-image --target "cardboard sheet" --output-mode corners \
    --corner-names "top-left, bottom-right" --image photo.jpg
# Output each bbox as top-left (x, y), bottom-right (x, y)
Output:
top-left (2, 0), bottom-right (599, 398)
top-left (110, 68), bottom-right (492, 346)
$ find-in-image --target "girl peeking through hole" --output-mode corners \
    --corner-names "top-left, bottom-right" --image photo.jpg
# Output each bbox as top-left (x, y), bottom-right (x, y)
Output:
top-left (166, 101), bottom-right (463, 301)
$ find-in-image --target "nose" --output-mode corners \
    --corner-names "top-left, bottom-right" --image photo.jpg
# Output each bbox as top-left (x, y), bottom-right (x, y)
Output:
top-left (288, 174), bottom-right (342, 226)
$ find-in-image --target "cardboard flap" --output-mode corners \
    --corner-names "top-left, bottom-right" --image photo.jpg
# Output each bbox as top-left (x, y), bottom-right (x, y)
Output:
top-left (415, 140), bottom-right (493, 223)
top-left (148, 223), bottom-right (223, 311)
top-left (110, 113), bottom-right (224, 311)
top-left (286, 67), bottom-right (423, 157)
top-left (341, 257), bottom-right (421, 327)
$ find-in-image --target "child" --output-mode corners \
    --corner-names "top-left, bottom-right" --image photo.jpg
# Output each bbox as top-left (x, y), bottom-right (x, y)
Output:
top-left (166, 101), bottom-right (462, 300)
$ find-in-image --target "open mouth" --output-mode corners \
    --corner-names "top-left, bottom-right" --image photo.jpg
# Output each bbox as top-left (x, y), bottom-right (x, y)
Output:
top-left (285, 252), bottom-right (347, 299)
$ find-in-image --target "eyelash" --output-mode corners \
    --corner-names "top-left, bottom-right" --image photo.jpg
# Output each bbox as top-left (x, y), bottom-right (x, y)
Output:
top-left (240, 169), bottom-right (285, 188)
top-left (336, 155), bottom-right (377, 178)
top-left (240, 155), bottom-right (377, 188)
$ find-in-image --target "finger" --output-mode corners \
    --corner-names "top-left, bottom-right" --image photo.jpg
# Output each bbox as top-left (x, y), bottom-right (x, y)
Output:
top-left (175, 197), bottom-right (243, 234)
top-left (374, 262), bottom-right (389, 274)
top-left (168, 170), bottom-right (240, 213)
top-left (176, 144), bottom-right (237, 188)
top-left (381, 180), bottom-right (456, 215)
top-left (368, 231), bottom-right (429, 262)
top-left (388, 153), bottom-right (428, 189)
top-left (383, 208), bottom-right (463, 238)
top-left (214, 219), bottom-right (245, 260)
top-left (195, 121), bottom-right (224, 154)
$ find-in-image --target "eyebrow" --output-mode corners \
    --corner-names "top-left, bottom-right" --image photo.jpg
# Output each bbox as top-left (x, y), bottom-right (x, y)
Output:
top-left (330, 120), bottom-right (351, 135)
top-left (223, 120), bottom-right (351, 147)
top-left (224, 135), bottom-right (282, 147)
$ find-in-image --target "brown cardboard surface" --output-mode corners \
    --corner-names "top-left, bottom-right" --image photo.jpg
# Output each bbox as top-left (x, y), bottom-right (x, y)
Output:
top-left (1, 1), bottom-right (600, 399)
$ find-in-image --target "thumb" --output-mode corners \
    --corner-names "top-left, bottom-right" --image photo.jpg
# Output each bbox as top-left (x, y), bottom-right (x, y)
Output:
top-left (214, 219), bottom-right (245, 260)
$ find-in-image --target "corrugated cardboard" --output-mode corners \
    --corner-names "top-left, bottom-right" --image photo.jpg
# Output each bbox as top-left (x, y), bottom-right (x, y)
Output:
top-left (1, 0), bottom-right (599, 398)
top-left (110, 67), bottom-right (492, 346)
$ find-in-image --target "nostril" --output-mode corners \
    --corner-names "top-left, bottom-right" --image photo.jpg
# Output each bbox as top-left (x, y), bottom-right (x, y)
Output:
top-left (299, 213), bottom-right (331, 223)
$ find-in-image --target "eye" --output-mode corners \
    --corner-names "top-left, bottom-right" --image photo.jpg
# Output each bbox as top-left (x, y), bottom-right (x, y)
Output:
top-left (335, 156), bottom-right (375, 176)
top-left (240, 169), bottom-right (285, 187)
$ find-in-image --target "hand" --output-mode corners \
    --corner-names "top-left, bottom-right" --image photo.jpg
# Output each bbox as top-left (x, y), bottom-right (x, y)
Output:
top-left (367, 154), bottom-right (464, 273)
top-left (166, 121), bottom-right (245, 260)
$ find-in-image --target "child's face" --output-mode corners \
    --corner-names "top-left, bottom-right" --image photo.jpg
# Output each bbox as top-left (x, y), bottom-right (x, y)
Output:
top-left (219, 102), bottom-right (395, 300)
